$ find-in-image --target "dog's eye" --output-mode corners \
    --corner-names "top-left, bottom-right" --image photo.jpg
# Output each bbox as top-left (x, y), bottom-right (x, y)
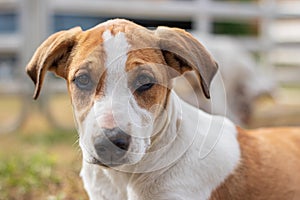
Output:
top-left (134, 75), bottom-right (155, 93)
top-left (74, 74), bottom-right (92, 90)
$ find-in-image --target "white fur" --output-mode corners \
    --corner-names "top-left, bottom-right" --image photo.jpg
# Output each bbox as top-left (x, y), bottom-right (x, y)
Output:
top-left (79, 30), bottom-right (241, 200)
top-left (101, 30), bottom-right (153, 137)
top-left (81, 91), bottom-right (241, 200)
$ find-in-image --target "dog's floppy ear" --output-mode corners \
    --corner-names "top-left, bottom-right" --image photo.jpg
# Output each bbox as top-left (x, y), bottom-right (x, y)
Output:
top-left (155, 27), bottom-right (218, 98)
top-left (26, 27), bottom-right (82, 99)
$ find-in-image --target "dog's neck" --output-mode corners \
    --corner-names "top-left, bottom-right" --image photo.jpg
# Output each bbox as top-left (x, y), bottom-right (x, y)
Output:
top-left (94, 91), bottom-right (241, 200)
top-left (134, 91), bottom-right (195, 172)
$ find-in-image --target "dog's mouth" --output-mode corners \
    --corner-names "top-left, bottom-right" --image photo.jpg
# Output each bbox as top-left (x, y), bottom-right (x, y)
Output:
top-left (88, 156), bottom-right (128, 168)
top-left (88, 157), bottom-right (105, 165)
top-left (88, 157), bottom-right (110, 168)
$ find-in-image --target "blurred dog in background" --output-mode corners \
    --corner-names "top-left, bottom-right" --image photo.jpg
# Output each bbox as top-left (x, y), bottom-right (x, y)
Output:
top-left (174, 35), bottom-right (276, 126)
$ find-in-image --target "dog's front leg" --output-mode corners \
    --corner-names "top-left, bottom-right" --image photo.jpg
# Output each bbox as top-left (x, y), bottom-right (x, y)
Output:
top-left (80, 162), bottom-right (126, 200)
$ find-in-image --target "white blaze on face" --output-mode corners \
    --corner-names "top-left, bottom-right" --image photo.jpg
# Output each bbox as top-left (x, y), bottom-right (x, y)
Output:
top-left (99, 30), bottom-right (153, 134)
top-left (102, 30), bottom-right (130, 95)
top-left (80, 30), bottom-right (153, 165)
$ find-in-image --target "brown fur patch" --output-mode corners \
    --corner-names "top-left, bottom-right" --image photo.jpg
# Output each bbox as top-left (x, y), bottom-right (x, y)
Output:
top-left (125, 48), bottom-right (169, 115)
top-left (210, 127), bottom-right (300, 200)
top-left (66, 29), bottom-right (107, 122)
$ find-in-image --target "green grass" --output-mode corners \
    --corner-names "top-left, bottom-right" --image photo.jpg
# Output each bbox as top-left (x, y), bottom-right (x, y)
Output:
top-left (21, 129), bottom-right (78, 146)
top-left (0, 151), bottom-right (60, 200)
top-left (0, 128), bottom-right (86, 200)
top-left (0, 94), bottom-right (86, 199)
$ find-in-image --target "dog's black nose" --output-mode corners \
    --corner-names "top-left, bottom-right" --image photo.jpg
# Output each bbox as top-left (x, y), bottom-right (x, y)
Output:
top-left (94, 128), bottom-right (131, 166)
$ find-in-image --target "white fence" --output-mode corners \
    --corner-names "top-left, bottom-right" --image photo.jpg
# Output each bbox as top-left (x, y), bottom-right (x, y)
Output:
top-left (0, 0), bottom-right (299, 132)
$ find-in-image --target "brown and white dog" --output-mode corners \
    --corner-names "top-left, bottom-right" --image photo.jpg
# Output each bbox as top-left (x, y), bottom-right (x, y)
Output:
top-left (26, 19), bottom-right (300, 200)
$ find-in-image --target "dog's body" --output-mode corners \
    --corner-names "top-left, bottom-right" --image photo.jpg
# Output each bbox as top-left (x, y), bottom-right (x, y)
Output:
top-left (26, 19), bottom-right (300, 200)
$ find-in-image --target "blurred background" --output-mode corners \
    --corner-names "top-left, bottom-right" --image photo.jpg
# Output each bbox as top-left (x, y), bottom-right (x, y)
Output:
top-left (0, 0), bottom-right (299, 199)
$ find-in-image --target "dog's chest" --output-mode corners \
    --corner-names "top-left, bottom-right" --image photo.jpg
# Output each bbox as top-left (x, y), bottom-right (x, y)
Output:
top-left (81, 96), bottom-right (241, 200)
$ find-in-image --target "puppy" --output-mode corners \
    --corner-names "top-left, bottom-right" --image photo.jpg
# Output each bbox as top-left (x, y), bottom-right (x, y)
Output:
top-left (26, 19), bottom-right (300, 200)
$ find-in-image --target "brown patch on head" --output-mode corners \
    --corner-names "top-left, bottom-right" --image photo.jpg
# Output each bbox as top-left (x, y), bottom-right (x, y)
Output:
top-left (26, 27), bottom-right (82, 99)
top-left (125, 48), bottom-right (169, 115)
top-left (66, 29), bottom-right (107, 121)
top-left (154, 26), bottom-right (218, 98)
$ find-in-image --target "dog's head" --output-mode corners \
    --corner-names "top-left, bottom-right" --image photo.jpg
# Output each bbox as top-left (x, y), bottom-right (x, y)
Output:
top-left (26, 19), bottom-right (218, 169)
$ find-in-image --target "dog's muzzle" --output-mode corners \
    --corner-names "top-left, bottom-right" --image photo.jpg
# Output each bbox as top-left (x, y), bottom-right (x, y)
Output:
top-left (93, 127), bottom-right (131, 167)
